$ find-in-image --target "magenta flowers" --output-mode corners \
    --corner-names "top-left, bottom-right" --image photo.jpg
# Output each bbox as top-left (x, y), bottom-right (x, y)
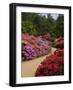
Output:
top-left (22, 33), bottom-right (51, 61)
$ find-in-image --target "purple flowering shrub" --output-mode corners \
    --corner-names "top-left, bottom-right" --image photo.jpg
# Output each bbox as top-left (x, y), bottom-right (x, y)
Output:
top-left (22, 33), bottom-right (51, 61)
top-left (22, 45), bottom-right (37, 60)
top-left (42, 33), bottom-right (51, 41)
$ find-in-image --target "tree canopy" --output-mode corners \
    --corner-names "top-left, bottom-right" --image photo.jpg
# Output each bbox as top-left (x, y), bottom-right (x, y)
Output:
top-left (22, 13), bottom-right (64, 38)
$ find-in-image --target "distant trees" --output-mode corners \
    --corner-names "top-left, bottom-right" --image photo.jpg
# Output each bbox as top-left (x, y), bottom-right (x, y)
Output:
top-left (53, 15), bottom-right (64, 38)
top-left (22, 13), bottom-right (64, 38)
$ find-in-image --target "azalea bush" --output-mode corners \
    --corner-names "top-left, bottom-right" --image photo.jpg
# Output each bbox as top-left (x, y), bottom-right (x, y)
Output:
top-left (54, 38), bottom-right (64, 48)
top-left (35, 38), bottom-right (64, 76)
top-left (35, 48), bottom-right (64, 76)
top-left (22, 33), bottom-right (51, 61)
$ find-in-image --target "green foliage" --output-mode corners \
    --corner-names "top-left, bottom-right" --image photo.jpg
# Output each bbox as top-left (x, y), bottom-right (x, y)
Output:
top-left (22, 13), bottom-right (64, 38)
top-left (54, 15), bottom-right (64, 38)
top-left (22, 20), bottom-right (37, 35)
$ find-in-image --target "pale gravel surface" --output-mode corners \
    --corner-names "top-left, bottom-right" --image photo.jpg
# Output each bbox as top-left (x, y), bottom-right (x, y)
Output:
top-left (21, 48), bottom-right (56, 77)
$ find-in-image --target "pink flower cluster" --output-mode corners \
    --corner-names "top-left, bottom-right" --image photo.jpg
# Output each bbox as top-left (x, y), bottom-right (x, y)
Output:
top-left (22, 33), bottom-right (51, 61)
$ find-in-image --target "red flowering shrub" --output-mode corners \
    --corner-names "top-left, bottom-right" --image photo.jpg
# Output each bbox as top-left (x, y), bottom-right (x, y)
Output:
top-left (35, 48), bottom-right (64, 76)
top-left (54, 48), bottom-right (64, 56)
top-left (54, 38), bottom-right (64, 49)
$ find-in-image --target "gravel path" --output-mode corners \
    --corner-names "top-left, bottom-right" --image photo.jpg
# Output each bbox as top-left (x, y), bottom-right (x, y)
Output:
top-left (21, 48), bottom-right (56, 77)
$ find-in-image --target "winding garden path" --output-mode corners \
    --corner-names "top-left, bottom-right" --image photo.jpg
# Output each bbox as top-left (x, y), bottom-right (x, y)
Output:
top-left (21, 48), bottom-right (56, 77)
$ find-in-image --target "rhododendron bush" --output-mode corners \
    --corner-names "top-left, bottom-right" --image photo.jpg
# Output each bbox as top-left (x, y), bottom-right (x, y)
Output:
top-left (54, 38), bottom-right (64, 48)
top-left (35, 39), bottom-right (64, 76)
top-left (22, 33), bottom-right (51, 61)
top-left (35, 49), bottom-right (64, 76)
top-left (21, 32), bottom-right (64, 76)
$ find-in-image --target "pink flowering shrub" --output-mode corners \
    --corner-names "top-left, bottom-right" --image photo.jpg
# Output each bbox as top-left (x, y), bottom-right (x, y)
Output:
top-left (22, 33), bottom-right (51, 61)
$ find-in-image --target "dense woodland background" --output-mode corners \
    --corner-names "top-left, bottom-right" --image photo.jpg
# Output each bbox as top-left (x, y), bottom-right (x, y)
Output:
top-left (22, 13), bottom-right (64, 38)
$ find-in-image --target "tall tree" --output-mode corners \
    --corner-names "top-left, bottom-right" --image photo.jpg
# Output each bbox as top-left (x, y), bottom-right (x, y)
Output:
top-left (53, 15), bottom-right (64, 38)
